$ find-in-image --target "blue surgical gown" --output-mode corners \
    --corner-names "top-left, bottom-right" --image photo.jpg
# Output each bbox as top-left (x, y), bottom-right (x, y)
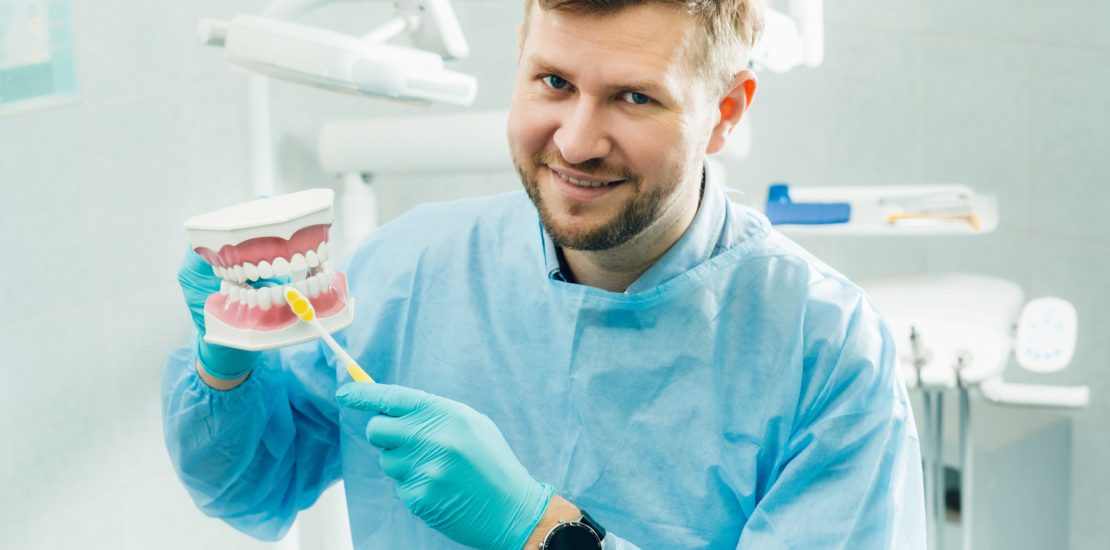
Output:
top-left (163, 166), bottom-right (926, 549)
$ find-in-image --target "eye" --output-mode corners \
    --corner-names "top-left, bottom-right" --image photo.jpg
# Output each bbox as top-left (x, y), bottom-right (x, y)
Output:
top-left (542, 75), bottom-right (570, 90)
top-left (621, 92), bottom-right (652, 105)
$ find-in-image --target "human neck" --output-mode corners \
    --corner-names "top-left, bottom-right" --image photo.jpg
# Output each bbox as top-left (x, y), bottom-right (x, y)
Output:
top-left (561, 179), bottom-right (701, 293)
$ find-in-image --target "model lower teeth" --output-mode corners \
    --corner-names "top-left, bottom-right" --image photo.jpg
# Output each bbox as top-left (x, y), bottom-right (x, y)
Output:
top-left (219, 267), bottom-right (336, 307)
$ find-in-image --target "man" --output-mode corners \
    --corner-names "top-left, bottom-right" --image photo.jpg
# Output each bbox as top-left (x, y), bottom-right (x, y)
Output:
top-left (165, 1), bottom-right (926, 548)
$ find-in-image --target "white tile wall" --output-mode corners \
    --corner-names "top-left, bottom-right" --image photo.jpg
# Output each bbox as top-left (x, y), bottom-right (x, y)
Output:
top-left (824, 0), bottom-right (923, 32)
top-left (1068, 426), bottom-right (1110, 550)
top-left (737, 66), bottom-right (827, 190)
top-left (1032, 0), bottom-right (1110, 49)
top-left (1029, 47), bottom-right (1110, 242)
top-left (924, 230), bottom-right (1033, 286)
top-left (2, 0), bottom-right (1107, 548)
top-left (0, 303), bottom-right (122, 525)
top-left (0, 106), bottom-right (98, 319)
top-left (924, 0), bottom-right (1033, 40)
top-left (922, 38), bottom-right (1032, 230)
top-left (71, 0), bottom-right (191, 100)
top-left (821, 29), bottom-right (926, 187)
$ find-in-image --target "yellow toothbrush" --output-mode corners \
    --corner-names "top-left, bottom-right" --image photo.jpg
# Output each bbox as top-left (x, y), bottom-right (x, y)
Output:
top-left (284, 287), bottom-right (374, 383)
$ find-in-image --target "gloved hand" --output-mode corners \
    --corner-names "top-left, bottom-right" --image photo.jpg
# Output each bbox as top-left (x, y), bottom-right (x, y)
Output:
top-left (336, 383), bottom-right (554, 550)
top-left (177, 247), bottom-right (259, 380)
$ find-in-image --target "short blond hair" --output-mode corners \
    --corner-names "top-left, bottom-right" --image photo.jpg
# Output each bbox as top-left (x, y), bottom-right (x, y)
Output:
top-left (523, 0), bottom-right (764, 98)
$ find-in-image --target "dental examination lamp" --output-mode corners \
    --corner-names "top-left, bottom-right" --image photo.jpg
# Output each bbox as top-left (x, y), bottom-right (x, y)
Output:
top-left (196, 0), bottom-right (477, 201)
top-left (197, 0), bottom-right (476, 105)
top-left (750, 0), bottom-right (824, 73)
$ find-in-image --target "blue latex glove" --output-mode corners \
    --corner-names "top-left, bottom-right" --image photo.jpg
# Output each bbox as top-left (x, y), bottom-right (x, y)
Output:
top-left (336, 383), bottom-right (554, 550)
top-left (177, 247), bottom-right (259, 380)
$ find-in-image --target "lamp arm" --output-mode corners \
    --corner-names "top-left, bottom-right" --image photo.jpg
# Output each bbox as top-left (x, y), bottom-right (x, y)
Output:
top-left (262, 0), bottom-right (335, 19)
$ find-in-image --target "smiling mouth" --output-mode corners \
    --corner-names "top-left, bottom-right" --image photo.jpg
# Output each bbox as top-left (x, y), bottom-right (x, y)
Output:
top-left (549, 167), bottom-right (625, 188)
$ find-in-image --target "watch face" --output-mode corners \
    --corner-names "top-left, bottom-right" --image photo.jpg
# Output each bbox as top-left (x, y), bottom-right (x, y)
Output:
top-left (545, 522), bottom-right (602, 550)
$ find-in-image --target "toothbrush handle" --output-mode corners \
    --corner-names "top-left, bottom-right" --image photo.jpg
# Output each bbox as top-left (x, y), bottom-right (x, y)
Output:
top-left (312, 320), bottom-right (375, 383)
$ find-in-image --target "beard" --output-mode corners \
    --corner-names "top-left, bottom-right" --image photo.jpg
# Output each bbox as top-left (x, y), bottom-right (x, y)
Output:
top-left (514, 150), bottom-right (670, 251)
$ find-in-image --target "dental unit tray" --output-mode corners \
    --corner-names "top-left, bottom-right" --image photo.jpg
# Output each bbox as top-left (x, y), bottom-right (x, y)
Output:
top-left (765, 184), bottom-right (998, 236)
top-left (184, 189), bottom-right (355, 351)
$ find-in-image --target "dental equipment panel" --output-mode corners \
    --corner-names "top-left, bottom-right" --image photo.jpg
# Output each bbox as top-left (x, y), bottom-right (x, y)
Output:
top-left (184, 189), bottom-right (355, 351)
top-left (863, 274), bottom-right (1088, 408)
top-left (862, 273), bottom-right (1088, 550)
top-left (198, 0), bottom-right (476, 106)
top-left (1015, 297), bottom-right (1077, 374)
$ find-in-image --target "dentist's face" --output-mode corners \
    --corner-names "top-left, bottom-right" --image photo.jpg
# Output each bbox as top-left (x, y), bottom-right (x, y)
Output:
top-left (508, 2), bottom-right (714, 251)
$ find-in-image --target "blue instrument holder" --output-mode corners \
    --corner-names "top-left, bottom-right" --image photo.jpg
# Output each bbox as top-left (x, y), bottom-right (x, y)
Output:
top-left (765, 183), bottom-right (852, 225)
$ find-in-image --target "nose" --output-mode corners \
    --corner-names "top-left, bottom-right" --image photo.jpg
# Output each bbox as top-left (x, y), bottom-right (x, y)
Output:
top-left (552, 102), bottom-right (612, 165)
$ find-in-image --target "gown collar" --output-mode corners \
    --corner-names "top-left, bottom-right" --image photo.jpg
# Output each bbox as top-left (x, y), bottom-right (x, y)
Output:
top-left (540, 161), bottom-right (728, 294)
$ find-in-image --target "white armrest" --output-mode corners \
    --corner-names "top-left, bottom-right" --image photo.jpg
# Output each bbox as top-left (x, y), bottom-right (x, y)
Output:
top-left (978, 377), bottom-right (1089, 409)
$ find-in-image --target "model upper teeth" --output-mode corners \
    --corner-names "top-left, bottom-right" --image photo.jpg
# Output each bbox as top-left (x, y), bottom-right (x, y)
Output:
top-left (185, 189), bottom-right (341, 311)
top-left (558, 170), bottom-right (618, 188)
top-left (209, 244), bottom-right (330, 284)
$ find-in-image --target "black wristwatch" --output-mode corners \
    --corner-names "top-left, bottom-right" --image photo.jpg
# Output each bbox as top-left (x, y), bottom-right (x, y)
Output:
top-left (539, 509), bottom-right (606, 550)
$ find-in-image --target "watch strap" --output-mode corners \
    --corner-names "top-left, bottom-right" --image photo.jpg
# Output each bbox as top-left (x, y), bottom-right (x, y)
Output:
top-left (579, 509), bottom-right (607, 540)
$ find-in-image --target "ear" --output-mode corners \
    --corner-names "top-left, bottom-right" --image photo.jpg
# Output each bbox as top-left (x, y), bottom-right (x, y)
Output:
top-left (706, 69), bottom-right (757, 155)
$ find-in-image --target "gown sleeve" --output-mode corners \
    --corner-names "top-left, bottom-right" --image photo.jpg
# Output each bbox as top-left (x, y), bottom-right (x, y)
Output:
top-left (161, 333), bottom-right (342, 541)
top-left (736, 288), bottom-right (927, 549)
top-left (602, 532), bottom-right (643, 549)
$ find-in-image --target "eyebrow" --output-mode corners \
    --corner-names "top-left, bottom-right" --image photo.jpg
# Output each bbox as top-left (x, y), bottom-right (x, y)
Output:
top-left (529, 57), bottom-right (674, 101)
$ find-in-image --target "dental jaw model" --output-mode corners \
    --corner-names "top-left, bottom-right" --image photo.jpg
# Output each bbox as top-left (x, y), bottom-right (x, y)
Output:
top-left (185, 188), bottom-right (354, 351)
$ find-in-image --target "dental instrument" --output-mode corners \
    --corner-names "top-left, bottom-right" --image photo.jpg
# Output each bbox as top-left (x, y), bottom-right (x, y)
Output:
top-left (184, 188), bottom-right (355, 351)
top-left (284, 286), bottom-right (374, 383)
top-left (885, 212), bottom-right (983, 231)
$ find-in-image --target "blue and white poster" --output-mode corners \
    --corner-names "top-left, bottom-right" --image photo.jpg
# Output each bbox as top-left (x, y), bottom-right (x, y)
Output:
top-left (0, 0), bottom-right (77, 115)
